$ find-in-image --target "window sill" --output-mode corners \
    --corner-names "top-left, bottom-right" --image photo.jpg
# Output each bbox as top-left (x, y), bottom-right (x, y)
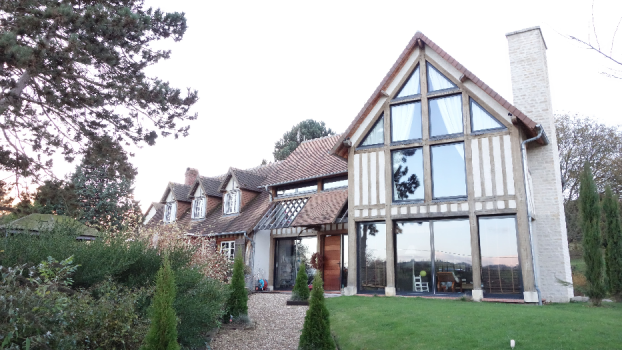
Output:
top-left (355, 144), bottom-right (384, 151)
top-left (392, 199), bottom-right (425, 205)
top-left (390, 139), bottom-right (423, 147)
top-left (431, 197), bottom-right (468, 203)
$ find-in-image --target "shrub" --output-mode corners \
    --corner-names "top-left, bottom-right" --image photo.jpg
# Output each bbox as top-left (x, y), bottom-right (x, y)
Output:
top-left (298, 273), bottom-right (335, 350)
top-left (602, 185), bottom-right (622, 299)
top-left (225, 256), bottom-right (248, 322)
top-left (579, 163), bottom-right (606, 305)
top-left (142, 256), bottom-right (180, 350)
top-left (292, 263), bottom-right (310, 301)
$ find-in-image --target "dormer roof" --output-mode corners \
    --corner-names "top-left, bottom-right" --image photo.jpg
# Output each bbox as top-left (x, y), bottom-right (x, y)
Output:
top-left (190, 176), bottom-right (224, 198)
top-left (160, 182), bottom-right (192, 203)
top-left (330, 31), bottom-right (541, 158)
top-left (218, 166), bottom-right (274, 193)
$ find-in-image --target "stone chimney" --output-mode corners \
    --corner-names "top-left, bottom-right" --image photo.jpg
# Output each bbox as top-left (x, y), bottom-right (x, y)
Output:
top-left (185, 168), bottom-right (199, 186)
top-left (506, 27), bottom-right (573, 302)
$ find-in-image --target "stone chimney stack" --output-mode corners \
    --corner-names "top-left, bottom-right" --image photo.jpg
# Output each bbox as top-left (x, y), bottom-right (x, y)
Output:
top-left (506, 27), bottom-right (573, 302)
top-left (185, 168), bottom-right (199, 186)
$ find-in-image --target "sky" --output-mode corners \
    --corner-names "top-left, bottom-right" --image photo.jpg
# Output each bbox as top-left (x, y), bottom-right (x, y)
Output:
top-left (43, 0), bottom-right (622, 211)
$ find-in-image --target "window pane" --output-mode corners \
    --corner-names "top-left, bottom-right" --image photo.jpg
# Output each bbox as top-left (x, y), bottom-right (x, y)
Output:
top-left (358, 222), bottom-right (386, 292)
top-left (433, 219), bottom-right (473, 292)
top-left (360, 116), bottom-right (384, 147)
top-left (427, 62), bottom-right (456, 92)
top-left (296, 237), bottom-right (318, 284)
top-left (276, 182), bottom-right (318, 197)
top-left (396, 66), bottom-right (420, 98)
top-left (391, 102), bottom-right (422, 142)
top-left (431, 143), bottom-right (466, 198)
top-left (479, 217), bottom-right (522, 295)
top-left (324, 176), bottom-right (348, 190)
top-left (396, 221), bottom-right (432, 293)
top-left (341, 234), bottom-right (348, 288)
top-left (275, 239), bottom-right (297, 289)
top-left (471, 99), bottom-right (504, 132)
top-left (392, 148), bottom-right (424, 201)
top-left (429, 94), bottom-right (463, 137)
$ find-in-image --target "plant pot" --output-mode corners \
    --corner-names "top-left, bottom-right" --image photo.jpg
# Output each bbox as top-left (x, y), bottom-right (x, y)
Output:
top-left (286, 300), bottom-right (309, 306)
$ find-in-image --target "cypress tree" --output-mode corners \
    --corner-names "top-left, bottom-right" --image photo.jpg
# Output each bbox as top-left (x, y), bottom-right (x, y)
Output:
top-left (292, 263), bottom-right (310, 301)
top-left (298, 273), bottom-right (335, 350)
top-left (579, 163), bottom-right (606, 305)
top-left (142, 256), bottom-right (180, 350)
top-left (226, 256), bottom-right (248, 322)
top-left (602, 185), bottom-right (622, 299)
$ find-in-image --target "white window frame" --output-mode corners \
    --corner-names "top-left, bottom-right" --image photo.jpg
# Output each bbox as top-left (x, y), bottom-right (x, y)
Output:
top-left (223, 189), bottom-right (240, 215)
top-left (191, 187), bottom-right (207, 219)
top-left (220, 241), bottom-right (235, 260)
top-left (163, 201), bottom-right (177, 223)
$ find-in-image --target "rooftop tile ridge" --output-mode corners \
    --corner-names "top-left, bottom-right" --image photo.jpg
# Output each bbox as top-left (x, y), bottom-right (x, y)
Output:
top-left (299, 133), bottom-right (342, 145)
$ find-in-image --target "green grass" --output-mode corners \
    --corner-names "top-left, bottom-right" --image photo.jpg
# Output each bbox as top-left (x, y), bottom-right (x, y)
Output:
top-left (571, 258), bottom-right (586, 274)
top-left (326, 296), bottom-right (621, 350)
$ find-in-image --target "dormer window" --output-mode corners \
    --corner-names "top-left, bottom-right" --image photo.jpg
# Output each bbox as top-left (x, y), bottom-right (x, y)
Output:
top-left (191, 187), bottom-right (206, 219)
top-left (276, 181), bottom-right (318, 197)
top-left (224, 189), bottom-right (240, 214)
top-left (163, 201), bottom-right (177, 223)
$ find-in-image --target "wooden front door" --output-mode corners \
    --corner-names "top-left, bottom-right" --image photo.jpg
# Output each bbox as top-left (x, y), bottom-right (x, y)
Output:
top-left (324, 235), bottom-right (341, 291)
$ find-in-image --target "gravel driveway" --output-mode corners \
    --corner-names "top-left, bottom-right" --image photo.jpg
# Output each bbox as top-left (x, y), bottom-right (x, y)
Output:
top-left (211, 293), bottom-right (308, 350)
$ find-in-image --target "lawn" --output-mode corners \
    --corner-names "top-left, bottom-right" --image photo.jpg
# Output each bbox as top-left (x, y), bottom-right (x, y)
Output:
top-left (326, 296), bottom-right (621, 350)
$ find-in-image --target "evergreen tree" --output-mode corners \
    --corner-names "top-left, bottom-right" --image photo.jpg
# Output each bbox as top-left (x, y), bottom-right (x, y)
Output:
top-left (602, 185), bottom-right (622, 298)
top-left (142, 256), bottom-right (180, 350)
top-left (71, 136), bottom-right (142, 232)
top-left (34, 179), bottom-right (79, 217)
top-left (579, 163), bottom-right (606, 305)
top-left (0, 0), bottom-right (198, 181)
top-left (226, 256), bottom-right (248, 322)
top-left (292, 263), bottom-right (310, 301)
top-left (273, 120), bottom-right (334, 161)
top-left (298, 273), bottom-right (335, 350)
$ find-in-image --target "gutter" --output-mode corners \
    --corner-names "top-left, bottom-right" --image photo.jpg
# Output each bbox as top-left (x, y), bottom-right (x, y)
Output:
top-left (259, 171), bottom-right (348, 189)
top-left (521, 124), bottom-right (548, 306)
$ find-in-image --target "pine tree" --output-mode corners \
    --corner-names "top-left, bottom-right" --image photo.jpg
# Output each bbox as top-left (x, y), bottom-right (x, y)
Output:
top-left (579, 163), bottom-right (606, 305)
top-left (292, 263), bottom-right (310, 301)
top-left (226, 256), bottom-right (248, 322)
top-left (273, 120), bottom-right (334, 161)
top-left (142, 256), bottom-right (180, 350)
top-left (298, 273), bottom-right (335, 350)
top-left (602, 185), bottom-right (622, 299)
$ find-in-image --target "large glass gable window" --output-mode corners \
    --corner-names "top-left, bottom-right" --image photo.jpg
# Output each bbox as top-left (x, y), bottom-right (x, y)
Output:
top-left (479, 216), bottom-right (522, 295)
top-left (391, 102), bottom-right (422, 142)
top-left (470, 98), bottom-right (505, 132)
top-left (358, 115), bottom-right (384, 148)
top-left (396, 66), bottom-right (420, 98)
top-left (431, 142), bottom-right (466, 199)
top-left (358, 222), bottom-right (386, 292)
top-left (429, 94), bottom-right (463, 137)
top-left (427, 62), bottom-right (456, 92)
top-left (392, 148), bottom-right (424, 201)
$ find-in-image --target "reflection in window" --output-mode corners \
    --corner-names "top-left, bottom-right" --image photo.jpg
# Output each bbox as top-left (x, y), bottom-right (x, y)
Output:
top-left (274, 237), bottom-right (317, 290)
top-left (470, 98), bottom-right (505, 132)
top-left (427, 62), bottom-right (457, 92)
top-left (396, 66), bottom-right (420, 98)
top-left (359, 115), bottom-right (384, 147)
top-left (433, 219), bottom-right (473, 293)
top-left (429, 94), bottom-right (463, 137)
top-left (479, 217), bottom-right (522, 295)
top-left (223, 189), bottom-right (240, 214)
top-left (276, 183), bottom-right (317, 197)
top-left (392, 148), bottom-right (424, 201)
top-left (431, 143), bottom-right (466, 199)
top-left (396, 221), bottom-right (432, 293)
top-left (358, 222), bottom-right (386, 292)
top-left (220, 241), bottom-right (235, 261)
top-left (323, 176), bottom-right (348, 190)
top-left (391, 102), bottom-right (422, 142)
top-left (342, 234), bottom-right (348, 289)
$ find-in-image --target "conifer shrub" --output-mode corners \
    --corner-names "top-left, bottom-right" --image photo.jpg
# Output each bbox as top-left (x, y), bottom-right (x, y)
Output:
top-left (579, 163), bottom-right (606, 305)
top-left (602, 185), bottom-right (622, 299)
top-left (298, 273), bottom-right (335, 350)
top-left (142, 256), bottom-right (180, 350)
top-left (292, 262), bottom-right (310, 301)
top-left (225, 256), bottom-right (248, 322)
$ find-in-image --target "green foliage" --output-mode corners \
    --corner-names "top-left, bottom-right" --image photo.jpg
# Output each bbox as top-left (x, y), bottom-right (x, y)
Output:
top-left (273, 120), bottom-right (334, 161)
top-left (226, 256), bottom-right (248, 321)
top-left (298, 273), bottom-right (335, 350)
top-left (579, 163), bottom-right (606, 304)
top-left (292, 262), bottom-right (310, 301)
top-left (174, 268), bottom-right (229, 348)
top-left (34, 179), bottom-right (79, 217)
top-left (602, 185), bottom-right (622, 298)
top-left (0, 0), bottom-right (198, 180)
top-left (142, 256), bottom-right (180, 350)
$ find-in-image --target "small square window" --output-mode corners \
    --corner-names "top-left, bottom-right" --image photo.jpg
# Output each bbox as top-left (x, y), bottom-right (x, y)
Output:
top-left (429, 94), bottom-right (463, 137)
top-left (220, 241), bottom-right (235, 260)
top-left (391, 102), bottom-right (422, 142)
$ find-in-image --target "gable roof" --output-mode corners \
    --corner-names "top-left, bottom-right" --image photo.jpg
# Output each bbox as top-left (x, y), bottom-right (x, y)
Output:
top-left (262, 134), bottom-right (347, 187)
top-left (191, 176), bottom-right (224, 198)
top-left (160, 182), bottom-right (192, 203)
top-left (330, 31), bottom-right (541, 158)
top-left (1, 214), bottom-right (99, 237)
top-left (291, 189), bottom-right (348, 227)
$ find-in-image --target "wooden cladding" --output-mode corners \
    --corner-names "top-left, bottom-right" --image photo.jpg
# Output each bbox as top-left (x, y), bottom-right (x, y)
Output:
top-left (353, 151), bottom-right (386, 207)
top-left (471, 134), bottom-right (515, 198)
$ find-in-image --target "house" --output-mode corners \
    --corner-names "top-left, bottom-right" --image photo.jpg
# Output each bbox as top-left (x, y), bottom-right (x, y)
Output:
top-left (1, 213), bottom-right (99, 241)
top-left (329, 27), bottom-right (572, 303)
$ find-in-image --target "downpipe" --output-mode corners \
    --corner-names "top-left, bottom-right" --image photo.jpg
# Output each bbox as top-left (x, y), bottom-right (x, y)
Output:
top-left (521, 124), bottom-right (548, 306)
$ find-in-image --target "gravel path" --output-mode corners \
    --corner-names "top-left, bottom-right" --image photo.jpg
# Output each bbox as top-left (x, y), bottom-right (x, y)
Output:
top-left (211, 293), bottom-right (308, 350)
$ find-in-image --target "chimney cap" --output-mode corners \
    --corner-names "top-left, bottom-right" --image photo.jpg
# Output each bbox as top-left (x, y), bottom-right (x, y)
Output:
top-left (505, 26), bottom-right (547, 49)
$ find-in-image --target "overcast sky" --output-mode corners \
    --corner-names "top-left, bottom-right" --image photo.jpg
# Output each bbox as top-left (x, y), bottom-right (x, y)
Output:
top-left (47, 0), bottom-right (622, 210)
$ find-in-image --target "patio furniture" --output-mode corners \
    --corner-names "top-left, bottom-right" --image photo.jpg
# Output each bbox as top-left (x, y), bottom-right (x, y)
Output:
top-left (436, 272), bottom-right (462, 292)
top-left (413, 275), bottom-right (429, 292)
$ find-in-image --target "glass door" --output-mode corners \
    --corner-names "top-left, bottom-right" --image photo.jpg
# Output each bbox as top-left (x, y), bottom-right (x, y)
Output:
top-left (479, 216), bottom-right (522, 296)
top-left (274, 237), bottom-right (317, 290)
top-left (395, 221), bottom-right (432, 294)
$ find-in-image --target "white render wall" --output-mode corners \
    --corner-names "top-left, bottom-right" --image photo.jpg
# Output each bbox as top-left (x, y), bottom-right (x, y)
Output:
top-left (506, 27), bottom-right (573, 302)
top-left (253, 230), bottom-right (271, 281)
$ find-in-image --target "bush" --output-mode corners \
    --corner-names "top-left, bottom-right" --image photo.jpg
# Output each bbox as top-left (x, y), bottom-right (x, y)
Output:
top-left (292, 263), bottom-right (310, 301)
top-left (298, 273), bottom-right (335, 350)
top-left (225, 256), bottom-right (248, 322)
top-left (142, 256), bottom-right (180, 350)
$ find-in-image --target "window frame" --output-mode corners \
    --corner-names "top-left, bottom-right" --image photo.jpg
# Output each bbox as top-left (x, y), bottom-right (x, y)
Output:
top-left (223, 189), bottom-right (240, 215)
top-left (275, 181), bottom-right (318, 198)
top-left (323, 176), bottom-right (348, 191)
top-left (191, 195), bottom-right (206, 219)
top-left (392, 64), bottom-right (422, 102)
top-left (220, 240), bottom-right (236, 261)
top-left (428, 93), bottom-right (464, 139)
top-left (390, 146), bottom-right (425, 204)
top-left (426, 61), bottom-right (458, 94)
top-left (390, 100), bottom-right (423, 145)
top-left (469, 97), bottom-right (507, 134)
top-left (163, 201), bottom-right (176, 223)
top-left (357, 221), bottom-right (388, 293)
top-left (430, 141), bottom-right (468, 200)
top-left (356, 114), bottom-right (385, 150)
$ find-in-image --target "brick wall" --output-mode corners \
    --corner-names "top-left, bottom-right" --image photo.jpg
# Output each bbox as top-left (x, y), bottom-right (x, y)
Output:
top-left (240, 189), bottom-right (258, 209)
top-left (507, 27), bottom-right (573, 302)
top-left (206, 196), bottom-right (220, 214)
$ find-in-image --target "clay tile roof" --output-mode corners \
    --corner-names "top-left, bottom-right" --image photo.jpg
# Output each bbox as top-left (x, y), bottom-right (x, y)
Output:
top-left (330, 31), bottom-right (540, 158)
top-left (231, 168), bottom-right (267, 192)
top-left (263, 134), bottom-right (347, 187)
top-left (198, 176), bottom-right (223, 198)
top-left (291, 189), bottom-right (348, 227)
top-left (187, 191), bottom-right (272, 236)
top-left (160, 182), bottom-right (192, 203)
